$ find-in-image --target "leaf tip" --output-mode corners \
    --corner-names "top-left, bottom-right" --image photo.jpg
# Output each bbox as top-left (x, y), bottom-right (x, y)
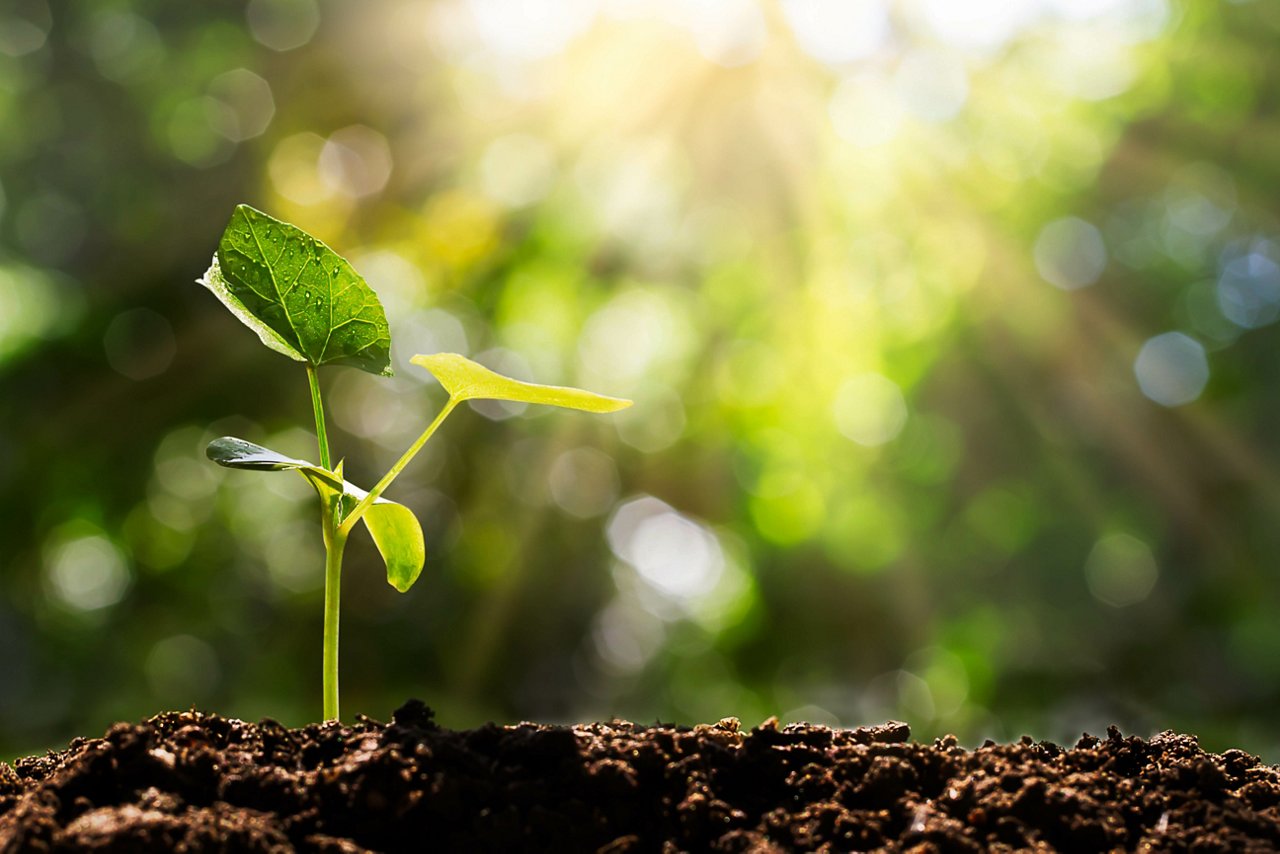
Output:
top-left (599, 396), bottom-right (634, 413)
top-left (205, 435), bottom-right (243, 458)
top-left (384, 550), bottom-right (423, 593)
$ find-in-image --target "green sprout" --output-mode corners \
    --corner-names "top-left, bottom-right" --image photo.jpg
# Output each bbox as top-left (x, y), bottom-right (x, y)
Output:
top-left (198, 205), bottom-right (631, 721)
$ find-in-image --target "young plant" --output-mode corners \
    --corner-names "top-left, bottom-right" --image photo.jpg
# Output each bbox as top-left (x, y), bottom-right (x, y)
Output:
top-left (198, 205), bottom-right (631, 721)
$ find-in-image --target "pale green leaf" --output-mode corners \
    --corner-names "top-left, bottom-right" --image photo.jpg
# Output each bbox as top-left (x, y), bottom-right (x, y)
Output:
top-left (206, 437), bottom-right (425, 591)
top-left (201, 205), bottom-right (392, 376)
top-left (410, 353), bottom-right (632, 413)
top-left (347, 484), bottom-right (426, 593)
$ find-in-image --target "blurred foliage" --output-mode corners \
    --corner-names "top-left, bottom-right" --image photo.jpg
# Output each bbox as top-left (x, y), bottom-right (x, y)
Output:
top-left (3, 0), bottom-right (1280, 761)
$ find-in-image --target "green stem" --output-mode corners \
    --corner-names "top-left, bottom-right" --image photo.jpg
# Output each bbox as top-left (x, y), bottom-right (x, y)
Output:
top-left (338, 397), bottom-right (460, 537)
top-left (322, 524), bottom-right (347, 721)
top-left (307, 364), bottom-right (332, 471)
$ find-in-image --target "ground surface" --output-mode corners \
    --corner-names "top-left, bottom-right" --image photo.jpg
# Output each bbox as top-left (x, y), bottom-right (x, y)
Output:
top-left (1, 702), bottom-right (1279, 852)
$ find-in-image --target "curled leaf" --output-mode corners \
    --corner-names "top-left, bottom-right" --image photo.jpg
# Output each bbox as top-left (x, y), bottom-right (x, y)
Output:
top-left (338, 479), bottom-right (426, 593)
top-left (411, 353), bottom-right (632, 413)
top-left (206, 437), bottom-right (424, 592)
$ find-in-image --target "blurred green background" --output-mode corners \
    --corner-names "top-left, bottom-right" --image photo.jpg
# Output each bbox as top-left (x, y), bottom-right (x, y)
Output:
top-left (4, 0), bottom-right (1280, 762)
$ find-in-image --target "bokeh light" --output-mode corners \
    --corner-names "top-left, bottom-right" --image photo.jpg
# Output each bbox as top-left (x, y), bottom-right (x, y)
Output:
top-left (833, 373), bottom-right (908, 447)
top-left (43, 527), bottom-right (132, 613)
top-left (1134, 331), bottom-right (1209, 407)
top-left (1034, 217), bottom-right (1108, 290)
top-left (1084, 533), bottom-right (1159, 608)
top-left (1217, 238), bottom-right (1280, 330)
top-left (246, 0), bottom-right (320, 52)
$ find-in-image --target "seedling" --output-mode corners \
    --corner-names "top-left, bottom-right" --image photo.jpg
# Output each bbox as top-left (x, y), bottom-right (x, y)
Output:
top-left (198, 205), bottom-right (630, 721)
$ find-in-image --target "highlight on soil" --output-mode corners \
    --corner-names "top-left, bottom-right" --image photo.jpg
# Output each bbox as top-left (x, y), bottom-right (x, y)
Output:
top-left (197, 204), bottom-right (631, 722)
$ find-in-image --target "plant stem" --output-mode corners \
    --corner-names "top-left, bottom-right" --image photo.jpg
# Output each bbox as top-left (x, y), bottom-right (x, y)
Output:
top-left (338, 397), bottom-right (460, 537)
top-left (322, 523), bottom-right (347, 721)
top-left (306, 364), bottom-right (332, 471)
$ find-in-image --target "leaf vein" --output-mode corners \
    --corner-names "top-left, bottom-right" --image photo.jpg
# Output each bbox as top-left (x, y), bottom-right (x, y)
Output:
top-left (247, 216), bottom-right (307, 358)
top-left (280, 252), bottom-right (312, 298)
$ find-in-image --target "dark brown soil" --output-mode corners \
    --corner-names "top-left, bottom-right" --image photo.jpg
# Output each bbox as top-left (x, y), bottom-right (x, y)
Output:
top-left (2, 702), bottom-right (1279, 852)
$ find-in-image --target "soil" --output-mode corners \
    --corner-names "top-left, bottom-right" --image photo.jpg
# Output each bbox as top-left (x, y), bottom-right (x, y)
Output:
top-left (2, 702), bottom-right (1278, 853)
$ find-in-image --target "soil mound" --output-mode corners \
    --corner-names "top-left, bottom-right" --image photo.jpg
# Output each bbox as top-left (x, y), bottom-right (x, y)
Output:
top-left (2, 701), bottom-right (1278, 852)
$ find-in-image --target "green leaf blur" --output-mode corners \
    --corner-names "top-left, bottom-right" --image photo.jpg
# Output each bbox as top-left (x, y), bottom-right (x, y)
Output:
top-left (6, 0), bottom-right (1280, 765)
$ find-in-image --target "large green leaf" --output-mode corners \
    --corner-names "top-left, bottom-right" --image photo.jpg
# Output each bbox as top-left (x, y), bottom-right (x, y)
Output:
top-left (206, 437), bottom-right (424, 591)
top-left (411, 353), bottom-right (633, 412)
top-left (198, 205), bottom-right (392, 376)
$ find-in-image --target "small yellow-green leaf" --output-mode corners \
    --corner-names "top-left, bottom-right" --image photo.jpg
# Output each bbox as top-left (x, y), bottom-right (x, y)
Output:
top-left (207, 437), bottom-right (425, 591)
top-left (411, 353), bottom-right (632, 413)
top-left (336, 477), bottom-right (424, 592)
top-left (349, 486), bottom-right (426, 592)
